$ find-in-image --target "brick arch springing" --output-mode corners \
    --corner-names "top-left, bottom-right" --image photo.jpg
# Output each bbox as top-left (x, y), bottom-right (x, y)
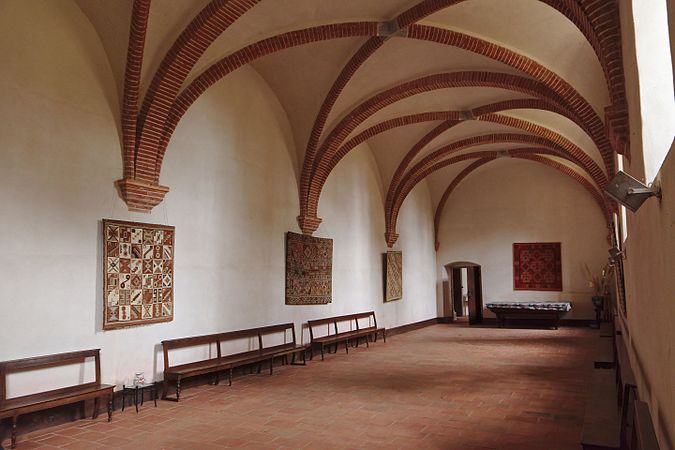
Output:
top-left (134, 0), bottom-right (261, 182)
top-left (431, 153), bottom-right (613, 250)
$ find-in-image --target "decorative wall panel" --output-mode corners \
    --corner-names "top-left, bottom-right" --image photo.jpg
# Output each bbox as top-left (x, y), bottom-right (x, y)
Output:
top-left (513, 242), bottom-right (562, 291)
top-left (285, 232), bottom-right (332, 305)
top-left (385, 251), bottom-right (403, 302)
top-left (103, 219), bottom-right (174, 329)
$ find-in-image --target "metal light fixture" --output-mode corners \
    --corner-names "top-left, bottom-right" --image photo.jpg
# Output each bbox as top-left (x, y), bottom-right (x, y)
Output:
top-left (603, 170), bottom-right (662, 212)
top-left (608, 246), bottom-right (624, 265)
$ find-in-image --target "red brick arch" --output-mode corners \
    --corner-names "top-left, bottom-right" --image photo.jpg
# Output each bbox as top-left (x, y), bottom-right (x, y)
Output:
top-left (118, 11), bottom-right (621, 214)
top-left (299, 71), bottom-right (594, 225)
top-left (396, 0), bottom-right (628, 153)
top-left (331, 98), bottom-right (604, 216)
top-left (430, 153), bottom-right (612, 250)
top-left (301, 0), bottom-right (623, 226)
top-left (387, 133), bottom-right (606, 229)
top-left (134, 0), bottom-right (261, 183)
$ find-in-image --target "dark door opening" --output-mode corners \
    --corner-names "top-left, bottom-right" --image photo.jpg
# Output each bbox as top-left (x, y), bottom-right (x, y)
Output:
top-left (444, 262), bottom-right (483, 325)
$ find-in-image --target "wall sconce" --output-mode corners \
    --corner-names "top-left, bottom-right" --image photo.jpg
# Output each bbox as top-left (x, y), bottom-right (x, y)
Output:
top-left (603, 170), bottom-right (662, 212)
top-left (608, 246), bottom-right (624, 265)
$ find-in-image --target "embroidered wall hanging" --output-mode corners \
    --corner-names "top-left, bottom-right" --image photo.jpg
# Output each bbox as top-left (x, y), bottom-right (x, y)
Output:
top-left (513, 242), bottom-right (562, 291)
top-left (384, 251), bottom-right (403, 302)
top-left (285, 231), bottom-right (332, 305)
top-left (103, 219), bottom-right (175, 329)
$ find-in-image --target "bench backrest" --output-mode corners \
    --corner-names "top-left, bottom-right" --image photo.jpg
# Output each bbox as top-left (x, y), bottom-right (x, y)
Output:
top-left (0, 349), bottom-right (102, 405)
top-left (162, 324), bottom-right (297, 370)
top-left (308, 312), bottom-right (377, 340)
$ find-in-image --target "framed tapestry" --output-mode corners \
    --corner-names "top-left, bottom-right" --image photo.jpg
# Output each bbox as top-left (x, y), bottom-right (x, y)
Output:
top-left (285, 231), bottom-right (332, 305)
top-left (103, 219), bottom-right (175, 330)
top-left (384, 251), bottom-right (402, 302)
top-left (513, 242), bottom-right (562, 291)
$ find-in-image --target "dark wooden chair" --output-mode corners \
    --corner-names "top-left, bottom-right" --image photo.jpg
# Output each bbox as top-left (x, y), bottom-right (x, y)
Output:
top-left (308, 311), bottom-right (386, 360)
top-left (162, 323), bottom-right (305, 401)
top-left (0, 349), bottom-right (113, 449)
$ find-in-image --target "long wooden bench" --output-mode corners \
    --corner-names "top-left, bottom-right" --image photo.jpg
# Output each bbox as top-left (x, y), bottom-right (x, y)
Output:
top-left (582, 324), bottom-right (659, 450)
top-left (631, 401), bottom-right (660, 450)
top-left (0, 349), bottom-right (113, 449)
top-left (308, 311), bottom-right (386, 360)
top-left (162, 323), bottom-right (305, 401)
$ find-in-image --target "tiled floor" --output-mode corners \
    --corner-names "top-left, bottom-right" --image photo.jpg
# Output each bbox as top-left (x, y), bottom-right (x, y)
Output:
top-left (2, 324), bottom-right (596, 450)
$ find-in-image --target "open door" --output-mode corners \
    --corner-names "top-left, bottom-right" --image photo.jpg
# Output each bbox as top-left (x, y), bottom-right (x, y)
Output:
top-left (445, 262), bottom-right (483, 325)
top-left (466, 266), bottom-right (483, 324)
top-left (452, 268), bottom-right (463, 317)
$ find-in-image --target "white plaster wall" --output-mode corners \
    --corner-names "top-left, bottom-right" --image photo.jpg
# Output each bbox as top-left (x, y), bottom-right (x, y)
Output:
top-left (622, 146), bottom-right (675, 450)
top-left (435, 158), bottom-right (609, 320)
top-left (0, 1), bottom-right (437, 394)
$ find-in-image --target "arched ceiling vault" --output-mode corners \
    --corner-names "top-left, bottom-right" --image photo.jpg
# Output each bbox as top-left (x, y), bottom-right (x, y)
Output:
top-left (78, 0), bottom-right (627, 245)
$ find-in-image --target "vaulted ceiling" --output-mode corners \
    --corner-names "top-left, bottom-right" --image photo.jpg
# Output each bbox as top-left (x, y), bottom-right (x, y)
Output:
top-left (75, 0), bottom-right (627, 247)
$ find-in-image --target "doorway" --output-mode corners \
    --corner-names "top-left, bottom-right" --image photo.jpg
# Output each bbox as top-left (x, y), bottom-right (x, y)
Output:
top-left (444, 262), bottom-right (483, 325)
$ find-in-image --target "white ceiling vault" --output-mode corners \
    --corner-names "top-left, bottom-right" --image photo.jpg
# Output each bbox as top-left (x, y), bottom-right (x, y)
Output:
top-left (75, 0), bottom-right (627, 247)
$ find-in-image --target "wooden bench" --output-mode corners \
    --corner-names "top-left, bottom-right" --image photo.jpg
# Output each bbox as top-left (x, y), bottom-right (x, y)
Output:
top-left (581, 368), bottom-right (621, 450)
top-left (308, 311), bottom-right (386, 360)
top-left (162, 323), bottom-right (305, 401)
top-left (0, 349), bottom-right (113, 449)
top-left (582, 330), bottom-right (653, 450)
top-left (631, 401), bottom-right (660, 450)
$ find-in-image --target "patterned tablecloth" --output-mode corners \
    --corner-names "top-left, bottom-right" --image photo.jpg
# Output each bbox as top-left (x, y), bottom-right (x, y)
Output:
top-left (485, 302), bottom-right (572, 311)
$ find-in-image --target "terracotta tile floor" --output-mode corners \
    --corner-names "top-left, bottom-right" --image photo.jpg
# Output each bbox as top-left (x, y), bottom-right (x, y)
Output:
top-left (2, 324), bottom-right (596, 450)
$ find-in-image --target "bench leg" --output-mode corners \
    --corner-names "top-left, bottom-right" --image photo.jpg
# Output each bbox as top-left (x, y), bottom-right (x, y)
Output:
top-left (214, 373), bottom-right (220, 385)
top-left (80, 400), bottom-right (86, 419)
top-left (383, 330), bottom-right (386, 343)
top-left (320, 345), bottom-right (325, 361)
top-left (176, 378), bottom-right (182, 402)
top-left (345, 340), bottom-right (349, 354)
top-left (162, 379), bottom-right (169, 400)
top-left (107, 394), bottom-right (113, 422)
top-left (269, 358), bottom-right (274, 375)
top-left (92, 397), bottom-right (99, 419)
top-left (229, 368), bottom-right (233, 386)
top-left (365, 336), bottom-right (369, 347)
top-left (11, 415), bottom-right (17, 449)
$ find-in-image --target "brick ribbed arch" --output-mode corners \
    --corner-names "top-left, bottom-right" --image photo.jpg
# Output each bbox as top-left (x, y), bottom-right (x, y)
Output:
top-left (332, 98), bottom-right (577, 170)
top-left (396, 0), bottom-right (629, 153)
top-left (333, 98), bottom-right (600, 213)
top-left (384, 132), bottom-right (608, 246)
top-left (155, 23), bottom-right (379, 181)
top-left (118, 0), bottom-right (260, 211)
top-left (303, 0), bottom-right (624, 219)
top-left (299, 71), bottom-right (578, 228)
top-left (386, 148), bottom-right (609, 247)
top-left (135, 0), bottom-right (260, 180)
top-left (431, 153), bottom-right (612, 250)
top-left (299, 26), bottom-right (617, 232)
top-left (118, 18), bottom-right (619, 214)
top-left (384, 99), bottom-right (577, 215)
